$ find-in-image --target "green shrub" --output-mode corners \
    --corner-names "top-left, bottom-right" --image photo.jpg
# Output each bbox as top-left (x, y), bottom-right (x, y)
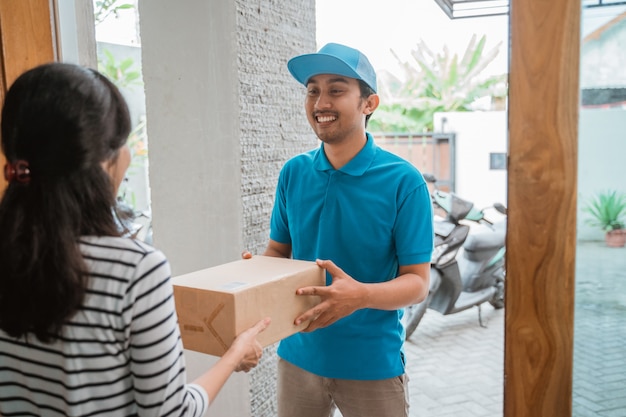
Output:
top-left (583, 190), bottom-right (626, 232)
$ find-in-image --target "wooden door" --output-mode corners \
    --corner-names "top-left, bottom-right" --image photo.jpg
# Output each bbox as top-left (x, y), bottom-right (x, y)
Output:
top-left (0, 0), bottom-right (57, 192)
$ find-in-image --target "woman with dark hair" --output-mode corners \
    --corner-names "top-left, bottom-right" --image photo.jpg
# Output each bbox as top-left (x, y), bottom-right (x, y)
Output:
top-left (0, 62), bottom-right (270, 416)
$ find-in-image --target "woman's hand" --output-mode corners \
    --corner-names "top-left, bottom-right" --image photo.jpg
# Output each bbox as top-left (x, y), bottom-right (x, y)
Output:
top-left (227, 317), bottom-right (271, 372)
top-left (192, 317), bottom-right (271, 401)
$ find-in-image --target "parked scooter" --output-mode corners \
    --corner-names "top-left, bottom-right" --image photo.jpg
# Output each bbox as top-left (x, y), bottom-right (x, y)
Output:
top-left (403, 174), bottom-right (507, 339)
top-left (114, 198), bottom-right (153, 245)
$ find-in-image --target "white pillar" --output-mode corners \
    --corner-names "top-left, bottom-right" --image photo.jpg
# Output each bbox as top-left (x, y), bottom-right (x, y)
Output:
top-left (139, 0), bottom-right (242, 275)
top-left (139, 1), bottom-right (248, 416)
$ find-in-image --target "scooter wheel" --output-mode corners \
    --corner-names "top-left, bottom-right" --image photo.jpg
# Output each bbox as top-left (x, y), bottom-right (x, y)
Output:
top-left (489, 281), bottom-right (505, 309)
top-left (403, 295), bottom-right (431, 340)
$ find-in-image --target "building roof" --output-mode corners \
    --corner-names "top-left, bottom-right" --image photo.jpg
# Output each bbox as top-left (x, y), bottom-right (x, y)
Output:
top-left (583, 10), bottom-right (626, 42)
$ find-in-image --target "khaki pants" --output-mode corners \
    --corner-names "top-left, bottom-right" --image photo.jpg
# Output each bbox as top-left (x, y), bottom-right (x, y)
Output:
top-left (277, 358), bottom-right (410, 417)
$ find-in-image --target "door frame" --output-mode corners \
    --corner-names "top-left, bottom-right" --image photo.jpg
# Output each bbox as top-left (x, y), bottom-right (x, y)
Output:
top-left (505, 0), bottom-right (579, 416)
top-left (0, 0), bottom-right (58, 193)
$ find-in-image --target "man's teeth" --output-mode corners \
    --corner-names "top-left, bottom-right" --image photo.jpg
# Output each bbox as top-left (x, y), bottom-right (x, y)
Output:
top-left (317, 115), bottom-right (336, 122)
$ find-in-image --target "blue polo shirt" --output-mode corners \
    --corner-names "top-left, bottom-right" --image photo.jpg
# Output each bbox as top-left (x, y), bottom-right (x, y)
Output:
top-left (270, 133), bottom-right (433, 380)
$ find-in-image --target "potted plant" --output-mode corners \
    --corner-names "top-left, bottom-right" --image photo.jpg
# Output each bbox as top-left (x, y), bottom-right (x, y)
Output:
top-left (583, 190), bottom-right (626, 247)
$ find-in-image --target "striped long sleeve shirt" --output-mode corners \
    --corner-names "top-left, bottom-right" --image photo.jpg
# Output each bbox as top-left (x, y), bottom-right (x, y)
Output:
top-left (0, 236), bottom-right (208, 417)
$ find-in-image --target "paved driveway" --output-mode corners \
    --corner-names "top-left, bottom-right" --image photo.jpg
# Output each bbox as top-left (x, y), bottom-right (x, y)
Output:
top-left (405, 305), bottom-right (503, 417)
top-left (572, 241), bottom-right (626, 417)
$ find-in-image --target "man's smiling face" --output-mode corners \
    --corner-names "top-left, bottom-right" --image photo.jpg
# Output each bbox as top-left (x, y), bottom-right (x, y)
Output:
top-left (305, 74), bottom-right (370, 145)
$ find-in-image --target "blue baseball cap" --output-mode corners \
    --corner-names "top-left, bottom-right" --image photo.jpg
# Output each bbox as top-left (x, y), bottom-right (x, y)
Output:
top-left (287, 43), bottom-right (377, 93)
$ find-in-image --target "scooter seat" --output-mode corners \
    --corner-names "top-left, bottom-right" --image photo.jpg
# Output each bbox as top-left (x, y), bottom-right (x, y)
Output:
top-left (463, 221), bottom-right (506, 252)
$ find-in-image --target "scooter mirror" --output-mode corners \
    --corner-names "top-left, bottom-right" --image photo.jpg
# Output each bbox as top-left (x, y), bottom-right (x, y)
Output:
top-left (494, 202), bottom-right (508, 215)
top-left (423, 173), bottom-right (437, 183)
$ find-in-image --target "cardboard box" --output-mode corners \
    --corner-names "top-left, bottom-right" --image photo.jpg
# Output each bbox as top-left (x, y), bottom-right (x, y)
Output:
top-left (172, 256), bottom-right (325, 356)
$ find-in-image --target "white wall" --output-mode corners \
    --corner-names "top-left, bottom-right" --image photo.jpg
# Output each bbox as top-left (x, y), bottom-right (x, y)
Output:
top-left (434, 111), bottom-right (509, 211)
top-left (139, 0), bottom-right (242, 275)
top-left (434, 108), bottom-right (626, 241)
top-left (577, 107), bottom-right (626, 240)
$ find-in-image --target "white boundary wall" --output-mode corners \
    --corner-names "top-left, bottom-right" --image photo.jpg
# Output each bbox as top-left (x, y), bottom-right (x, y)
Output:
top-left (434, 108), bottom-right (626, 241)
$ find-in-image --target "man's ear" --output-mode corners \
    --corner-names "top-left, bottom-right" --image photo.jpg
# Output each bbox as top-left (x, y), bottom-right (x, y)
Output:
top-left (364, 94), bottom-right (380, 115)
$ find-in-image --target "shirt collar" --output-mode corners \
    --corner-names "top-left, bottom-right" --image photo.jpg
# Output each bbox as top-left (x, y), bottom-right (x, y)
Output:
top-left (313, 132), bottom-right (377, 176)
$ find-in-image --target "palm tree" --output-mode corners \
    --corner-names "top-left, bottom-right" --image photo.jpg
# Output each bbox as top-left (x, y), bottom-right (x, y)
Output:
top-left (370, 34), bottom-right (507, 133)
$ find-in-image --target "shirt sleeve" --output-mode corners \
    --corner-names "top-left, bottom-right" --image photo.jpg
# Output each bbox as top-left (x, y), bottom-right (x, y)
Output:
top-left (269, 166), bottom-right (292, 245)
top-left (395, 180), bottom-right (434, 265)
top-left (126, 249), bottom-right (209, 417)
